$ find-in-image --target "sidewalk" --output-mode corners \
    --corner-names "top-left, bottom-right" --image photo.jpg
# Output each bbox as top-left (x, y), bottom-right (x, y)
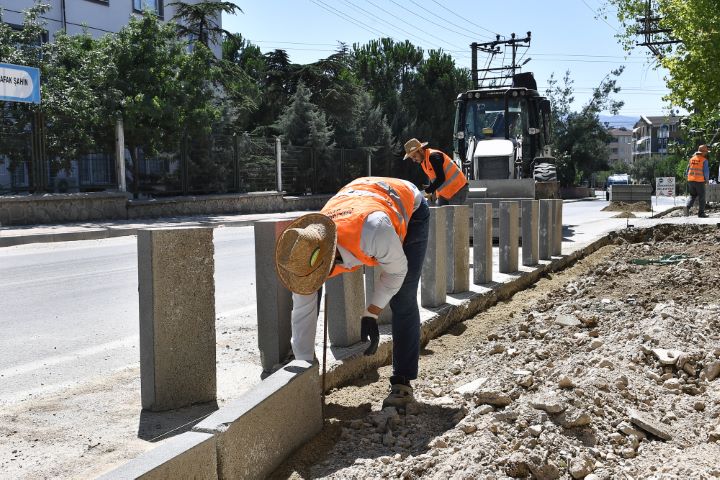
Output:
top-left (0, 210), bottom-right (317, 248)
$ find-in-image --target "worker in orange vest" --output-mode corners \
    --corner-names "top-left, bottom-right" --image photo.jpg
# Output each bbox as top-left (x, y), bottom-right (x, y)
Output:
top-left (275, 177), bottom-right (429, 409)
top-left (403, 138), bottom-right (469, 205)
top-left (685, 144), bottom-right (710, 218)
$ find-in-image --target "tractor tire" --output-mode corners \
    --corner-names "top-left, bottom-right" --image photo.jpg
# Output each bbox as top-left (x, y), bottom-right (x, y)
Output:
top-left (533, 161), bottom-right (557, 182)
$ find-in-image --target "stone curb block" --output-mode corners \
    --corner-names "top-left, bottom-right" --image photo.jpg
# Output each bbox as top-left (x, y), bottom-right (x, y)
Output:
top-left (96, 431), bottom-right (217, 480)
top-left (192, 360), bottom-right (322, 480)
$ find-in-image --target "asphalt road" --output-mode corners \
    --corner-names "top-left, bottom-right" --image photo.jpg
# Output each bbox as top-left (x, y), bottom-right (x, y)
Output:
top-left (0, 226), bottom-right (256, 404)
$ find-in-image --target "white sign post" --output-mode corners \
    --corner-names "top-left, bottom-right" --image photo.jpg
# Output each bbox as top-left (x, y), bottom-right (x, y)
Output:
top-left (655, 177), bottom-right (676, 205)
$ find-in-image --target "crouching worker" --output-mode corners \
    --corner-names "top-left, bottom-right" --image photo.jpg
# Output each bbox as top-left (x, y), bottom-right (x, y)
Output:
top-left (274, 177), bottom-right (429, 408)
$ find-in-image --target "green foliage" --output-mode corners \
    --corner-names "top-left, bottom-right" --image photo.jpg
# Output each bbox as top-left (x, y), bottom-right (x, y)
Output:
top-left (630, 154), bottom-right (680, 185)
top-left (405, 49), bottom-right (471, 152)
top-left (275, 81), bottom-right (334, 152)
top-left (607, 0), bottom-right (720, 117)
top-left (545, 68), bottom-right (625, 186)
top-left (168, 0), bottom-right (241, 47)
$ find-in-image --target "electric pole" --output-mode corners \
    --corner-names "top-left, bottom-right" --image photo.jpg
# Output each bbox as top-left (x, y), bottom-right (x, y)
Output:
top-left (470, 32), bottom-right (531, 89)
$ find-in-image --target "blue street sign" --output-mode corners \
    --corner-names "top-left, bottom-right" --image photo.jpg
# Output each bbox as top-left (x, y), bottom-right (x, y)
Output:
top-left (0, 62), bottom-right (41, 104)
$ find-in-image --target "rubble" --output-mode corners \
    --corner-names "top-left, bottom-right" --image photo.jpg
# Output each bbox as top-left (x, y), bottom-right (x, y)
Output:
top-left (275, 225), bottom-right (720, 479)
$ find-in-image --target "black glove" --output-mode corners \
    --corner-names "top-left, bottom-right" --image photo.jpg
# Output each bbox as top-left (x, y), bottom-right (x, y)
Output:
top-left (360, 316), bottom-right (379, 356)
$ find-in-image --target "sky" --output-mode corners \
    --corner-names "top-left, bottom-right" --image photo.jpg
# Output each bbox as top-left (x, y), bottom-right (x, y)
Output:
top-left (223, 0), bottom-right (676, 128)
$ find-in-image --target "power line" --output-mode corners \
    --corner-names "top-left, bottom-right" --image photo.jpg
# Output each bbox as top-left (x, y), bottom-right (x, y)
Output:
top-left (340, 0), bottom-right (443, 51)
top-left (364, 0), bottom-right (465, 51)
top-left (385, 0), bottom-right (467, 50)
top-left (405, 0), bottom-right (493, 41)
top-left (580, 0), bottom-right (619, 33)
top-left (428, 0), bottom-right (499, 37)
top-left (306, 0), bottom-right (386, 39)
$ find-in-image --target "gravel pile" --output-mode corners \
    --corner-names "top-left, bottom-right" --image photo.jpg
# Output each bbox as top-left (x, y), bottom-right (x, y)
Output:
top-left (277, 225), bottom-right (720, 480)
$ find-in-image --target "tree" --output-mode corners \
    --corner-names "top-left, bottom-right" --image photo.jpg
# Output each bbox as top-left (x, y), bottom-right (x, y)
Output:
top-left (0, 4), bottom-right (113, 174)
top-left (546, 68), bottom-right (625, 186)
top-left (168, 0), bottom-right (241, 47)
top-left (404, 49), bottom-right (471, 152)
top-left (606, 0), bottom-right (720, 125)
top-left (275, 81), bottom-right (334, 151)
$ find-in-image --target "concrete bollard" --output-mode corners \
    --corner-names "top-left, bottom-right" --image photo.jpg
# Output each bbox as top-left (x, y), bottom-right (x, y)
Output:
top-left (254, 219), bottom-right (294, 374)
top-left (473, 203), bottom-right (493, 285)
top-left (421, 206), bottom-right (447, 308)
top-left (521, 200), bottom-right (539, 266)
top-left (539, 199), bottom-right (553, 260)
top-left (138, 227), bottom-right (216, 412)
top-left (446, 205), bottom-right (470, 294)
top-left (499, 201), bottom-right (519, 273)
top-left (326, 269), bottom-right (365, 347)
top-left (364, 266), bottom-right (392, 325)
top-left (552, 199), bottom-right (563, 256)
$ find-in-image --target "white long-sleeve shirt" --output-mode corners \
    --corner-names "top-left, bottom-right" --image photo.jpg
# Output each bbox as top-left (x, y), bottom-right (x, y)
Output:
top-left (290, 180), bottom-right (422, 361)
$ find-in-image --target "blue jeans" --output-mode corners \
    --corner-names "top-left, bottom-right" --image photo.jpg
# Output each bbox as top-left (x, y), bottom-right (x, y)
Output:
top-left (389, 199), bottom-right (429, 380)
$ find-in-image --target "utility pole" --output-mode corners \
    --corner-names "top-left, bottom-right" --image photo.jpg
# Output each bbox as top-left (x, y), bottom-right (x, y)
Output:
top-left (635, 0), bottom-right (680, 58)
top-left (470, 32), bottom-right (531, 89)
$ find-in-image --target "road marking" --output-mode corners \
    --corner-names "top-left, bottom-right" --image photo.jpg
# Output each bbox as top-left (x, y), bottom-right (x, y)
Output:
top-left (0, 336), bottom-right (137, 379)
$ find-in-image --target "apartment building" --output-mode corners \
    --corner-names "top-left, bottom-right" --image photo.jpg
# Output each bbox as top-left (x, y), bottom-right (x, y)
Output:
top-left (607, 127), bottom-right (633, 165)
top-left (632, 115), bottom-right (683, 161)
top-left (0, 0), bottom-right (222, 55)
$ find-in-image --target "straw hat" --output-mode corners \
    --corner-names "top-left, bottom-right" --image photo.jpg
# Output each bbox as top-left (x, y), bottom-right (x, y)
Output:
top-left (403, 138), bottom-right (428, 160)
top-left (698, 144), bottom-right (711, 154)
top-left (275, 213), bottom-right (337, 295)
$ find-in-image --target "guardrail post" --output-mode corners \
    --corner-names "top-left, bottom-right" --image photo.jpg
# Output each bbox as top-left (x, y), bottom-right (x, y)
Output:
top-left (275, 136), bottom-right (282, 193)
top-left (446, 205), bottom-right (470, 293)
top-left (138, 227), bottom-right (216, 411)
top-left (539, 199), bottom-right (553, 260)
top-left (326, 269), bottom-right (365, 347)
top-left (473, 203), bottom-right (493, 284)
top-left (499, 201), bottom-right (519, 273)
top-left (521, 200), bottom-right (539, 266)
top-left (421, 206), bottom-right (447, 307)
top-left (552, 199), bottom-right (563, 256)
top-left (254, 219), bottom-right (294, 374)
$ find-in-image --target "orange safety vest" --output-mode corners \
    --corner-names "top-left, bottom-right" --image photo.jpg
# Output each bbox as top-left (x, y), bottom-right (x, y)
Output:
top-left (420, 148), bottom-right (467, 200)
top-left (687, 154), bottom-right (706, 182)
top-left (321, 177), bottom-right (417, 277)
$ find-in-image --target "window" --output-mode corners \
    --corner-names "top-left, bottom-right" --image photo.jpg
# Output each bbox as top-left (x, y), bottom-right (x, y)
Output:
top-left (133, 0), bottom-right (163, 17)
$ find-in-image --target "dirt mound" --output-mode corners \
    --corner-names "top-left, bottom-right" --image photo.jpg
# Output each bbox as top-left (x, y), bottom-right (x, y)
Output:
top-left (602, 202), bottom-right (651, 213)
top-left (273, 225), bottom-right (720, 479)
top-left (613, 212), bottom-right (636, 218)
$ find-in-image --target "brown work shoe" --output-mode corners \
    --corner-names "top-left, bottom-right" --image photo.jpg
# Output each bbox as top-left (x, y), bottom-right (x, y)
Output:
top-left (382, 383), bottom-right (414, 409)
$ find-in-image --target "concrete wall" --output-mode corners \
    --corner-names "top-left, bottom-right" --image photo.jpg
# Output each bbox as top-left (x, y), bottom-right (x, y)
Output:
top-left (610, 184), bottom-right (652, 204)
top-left (0, 192), bottom-right (330, 226)
top-left (0, 192), bottom-right (128, 225)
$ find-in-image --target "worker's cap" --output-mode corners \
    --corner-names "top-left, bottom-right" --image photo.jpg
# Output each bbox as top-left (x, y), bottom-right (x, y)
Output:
top-left (698, 144), bottom-right (711, 154)
top-left (403, 138), bottom-right (428, 160)
top-left (275, 213), bottom-right (337, 295)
